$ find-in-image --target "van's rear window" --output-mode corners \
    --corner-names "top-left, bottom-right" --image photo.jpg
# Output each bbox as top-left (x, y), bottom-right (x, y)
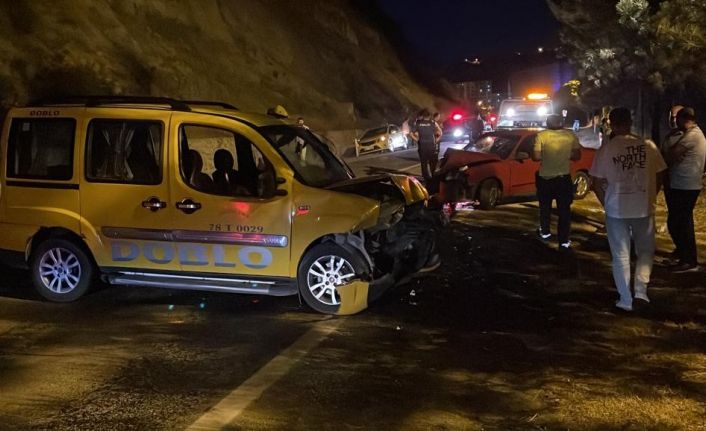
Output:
top-left (7, 118), bottom-right (76, 180)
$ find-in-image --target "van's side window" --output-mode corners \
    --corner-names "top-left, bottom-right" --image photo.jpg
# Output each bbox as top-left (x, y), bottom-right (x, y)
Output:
top-left (86, 120), bottom-right (162, 185)
top-left (179, 125), bottom-right (271, 197)
top-left (7, 118), bottom-right (76, 180)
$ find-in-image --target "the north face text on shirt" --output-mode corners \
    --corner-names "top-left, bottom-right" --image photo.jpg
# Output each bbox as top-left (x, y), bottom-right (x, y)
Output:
top-left (613, 145), bottom-right (646, 170)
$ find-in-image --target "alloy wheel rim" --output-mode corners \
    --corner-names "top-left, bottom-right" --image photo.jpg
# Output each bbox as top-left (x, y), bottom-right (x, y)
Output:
top-left (306, 255), bottom-right (355, 306)
top-left (489, 186), bottom-right (499, 205)
top-left (39, 247), bottom-right (82, 294)
top-left (575, 175), bottom-right (588, 197)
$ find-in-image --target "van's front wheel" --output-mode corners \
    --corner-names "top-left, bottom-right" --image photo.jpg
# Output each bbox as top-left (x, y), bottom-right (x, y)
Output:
top-left (31, 239), bottom-right (94, 302)
top-left (298, 243), bottom-right (368, 314)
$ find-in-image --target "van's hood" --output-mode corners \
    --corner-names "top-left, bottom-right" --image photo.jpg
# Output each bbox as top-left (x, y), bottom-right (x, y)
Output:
top-left (440, 148), bottom-right (501, 172)
top-left (326, 174), bottom-right (428, 205)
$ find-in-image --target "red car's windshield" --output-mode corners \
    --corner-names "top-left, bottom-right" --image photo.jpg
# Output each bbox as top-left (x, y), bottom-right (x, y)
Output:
top-left (464, 133), bottom-right (522, 159)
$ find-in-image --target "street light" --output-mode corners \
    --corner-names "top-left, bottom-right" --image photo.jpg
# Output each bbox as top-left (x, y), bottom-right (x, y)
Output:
top-left (538, 47), bottom-right (544, 53)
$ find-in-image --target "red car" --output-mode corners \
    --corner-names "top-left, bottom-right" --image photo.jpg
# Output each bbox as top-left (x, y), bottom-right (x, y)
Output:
top-left (435, 129), bottom-right (595, 209)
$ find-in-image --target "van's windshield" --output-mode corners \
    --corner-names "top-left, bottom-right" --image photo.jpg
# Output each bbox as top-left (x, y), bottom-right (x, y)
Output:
top-left (260, 125), bottom-right (353, 188)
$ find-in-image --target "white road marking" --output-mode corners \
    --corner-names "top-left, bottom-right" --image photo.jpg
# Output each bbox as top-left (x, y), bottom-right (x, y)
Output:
top-left (186, 318), bottom-right (343, 431)
top-left (399, 163), bottom-right (420, 172)
top-left (344, 147), bottom-right (416, 162)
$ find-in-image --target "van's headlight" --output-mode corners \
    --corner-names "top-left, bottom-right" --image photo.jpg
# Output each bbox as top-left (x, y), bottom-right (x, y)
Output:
top-left (453, 128), bottom-right (464, 138)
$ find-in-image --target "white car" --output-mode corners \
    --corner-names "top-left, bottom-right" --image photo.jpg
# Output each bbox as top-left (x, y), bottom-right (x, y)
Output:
top-left (355, 124), bottom-right (408, 156)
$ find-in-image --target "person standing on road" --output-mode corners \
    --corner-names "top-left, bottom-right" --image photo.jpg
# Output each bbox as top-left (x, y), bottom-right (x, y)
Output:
top-left (411, 109), bottom-right (439, 182)
top-left (661, 105), bottom-right (684, 156)
top-left (599, 116), bottom-right (612, 147)
top-left (655, 105), bottom-right (684, 237)
top-left (471, 112), bottom-right (484, 140)
top-left (402, 115), bottom-right (412, 141)
top-left (432, 112), bottom-right (443, 139)
top-left (294, 117), bottom-right (309, 161)
top-left (532, 114), bottom-right (581, 249)
top-left (590, 107), bottom-right (667, 311)
top-left (664, 107), bottom-right (706, 272)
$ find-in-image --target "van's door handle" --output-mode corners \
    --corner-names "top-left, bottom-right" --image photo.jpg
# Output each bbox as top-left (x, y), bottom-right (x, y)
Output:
top-left (176, 198), bottom-right (202, 214)
top-left (141, 197), bottom-right (167, 212)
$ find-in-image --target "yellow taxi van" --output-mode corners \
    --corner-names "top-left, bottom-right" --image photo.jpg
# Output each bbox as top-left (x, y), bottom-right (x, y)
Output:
top-left (0, 97), bottom-right (439, 314)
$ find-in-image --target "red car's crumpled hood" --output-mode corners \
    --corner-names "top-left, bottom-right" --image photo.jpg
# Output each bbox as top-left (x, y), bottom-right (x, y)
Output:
top-left (440, 148), bottom-right (501, 172)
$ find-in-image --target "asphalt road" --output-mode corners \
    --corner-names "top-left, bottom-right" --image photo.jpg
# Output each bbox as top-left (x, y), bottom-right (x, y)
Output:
top-left (0, 247), bottom-right (487, 431)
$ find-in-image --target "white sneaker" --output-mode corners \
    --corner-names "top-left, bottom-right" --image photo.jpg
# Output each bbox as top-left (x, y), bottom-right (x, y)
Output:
top-left (536, 229), bottom-right (551, 240)
top-left (615, 300), bottom-right (633, 311)
top-left (560, 240), bottom-right (571, 249)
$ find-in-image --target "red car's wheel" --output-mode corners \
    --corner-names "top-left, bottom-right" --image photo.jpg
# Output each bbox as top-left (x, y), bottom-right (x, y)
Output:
top-left (478, 179), bottom-right (501, 209)
top-left (573, 171), bottom-right (590, 199)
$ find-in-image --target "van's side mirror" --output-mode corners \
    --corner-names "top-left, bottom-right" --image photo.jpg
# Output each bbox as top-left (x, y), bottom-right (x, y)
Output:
top-left (273, 177), bottom-right (287, 196)
top-left (516, 151), bottom-right (530, 161)
top-left (259, 172), bottom-right (288, 198)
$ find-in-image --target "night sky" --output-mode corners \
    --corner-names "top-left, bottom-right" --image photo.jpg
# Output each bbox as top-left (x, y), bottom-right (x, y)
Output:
top-left (376, 0), bottom-right (560, 70)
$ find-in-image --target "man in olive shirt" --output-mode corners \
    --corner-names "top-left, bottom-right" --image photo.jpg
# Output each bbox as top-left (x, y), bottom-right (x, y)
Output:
top-left (532, 114), bottom-right (582, 248)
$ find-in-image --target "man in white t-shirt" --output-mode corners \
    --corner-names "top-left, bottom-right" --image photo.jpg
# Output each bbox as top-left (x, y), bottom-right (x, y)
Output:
top-left (664, 107), bottom-right (706, 272)
top-left (589, 108), bottom-right (667, 311)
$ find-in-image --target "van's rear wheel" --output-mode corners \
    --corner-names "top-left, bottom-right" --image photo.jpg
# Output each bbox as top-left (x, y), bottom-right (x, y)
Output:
top-left (31, 239), bottom-right (94, 302)
top-left (298, 243), bottom-right (368, 314)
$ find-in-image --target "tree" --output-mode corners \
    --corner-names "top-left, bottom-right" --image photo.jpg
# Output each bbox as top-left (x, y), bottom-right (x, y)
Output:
top-left (547, 0), bottom-right (706, 141)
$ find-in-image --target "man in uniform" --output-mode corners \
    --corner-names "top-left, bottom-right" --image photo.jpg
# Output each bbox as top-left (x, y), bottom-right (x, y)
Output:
top-left (411, 109), bottom-right (439, 182)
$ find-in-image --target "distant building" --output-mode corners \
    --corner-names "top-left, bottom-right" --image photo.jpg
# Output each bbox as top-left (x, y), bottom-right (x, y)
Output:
top-left (456, 80), bottom-right (505, 111)
top-left (457, 80), bottom-right (491, 101)
top-left (446, 54), bottom-right (571, 112)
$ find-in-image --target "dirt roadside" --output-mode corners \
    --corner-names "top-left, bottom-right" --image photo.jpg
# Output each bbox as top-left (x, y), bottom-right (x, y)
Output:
top-left (408, 190), bottom-right (706, 430)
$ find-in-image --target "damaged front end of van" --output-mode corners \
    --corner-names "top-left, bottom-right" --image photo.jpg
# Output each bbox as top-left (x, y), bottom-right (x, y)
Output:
top-left (324, 174), bottom-right (441, 315)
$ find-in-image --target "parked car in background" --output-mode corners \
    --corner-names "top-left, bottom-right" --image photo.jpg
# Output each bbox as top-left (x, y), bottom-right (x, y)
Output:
top-left (439, 117), bottom-right (471, 147)
top-left (439, 114), bottom-right (485, 149)
top-left (435, 129), bottom-right (595, 209)
top-left (354, 124), bottom-right (408, 156)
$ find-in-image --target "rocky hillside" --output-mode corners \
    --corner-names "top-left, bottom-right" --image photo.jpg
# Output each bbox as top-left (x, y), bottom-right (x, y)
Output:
top-left (0, 0), bottom-right (439, 131)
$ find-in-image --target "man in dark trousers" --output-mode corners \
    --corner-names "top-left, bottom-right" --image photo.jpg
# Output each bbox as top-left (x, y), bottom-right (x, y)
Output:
top-left (532, 114), bottom-right (582, 249)
top-left (470, 112), bottom-right (485, 140)
top-left (411, 109), bottom-right (439, 182)
top-left (664, 107), bottom-right (706, 272)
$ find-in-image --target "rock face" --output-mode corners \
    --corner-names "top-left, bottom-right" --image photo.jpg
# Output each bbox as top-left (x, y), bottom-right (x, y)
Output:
top-left (0, 0), bottom-right (437, 132)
